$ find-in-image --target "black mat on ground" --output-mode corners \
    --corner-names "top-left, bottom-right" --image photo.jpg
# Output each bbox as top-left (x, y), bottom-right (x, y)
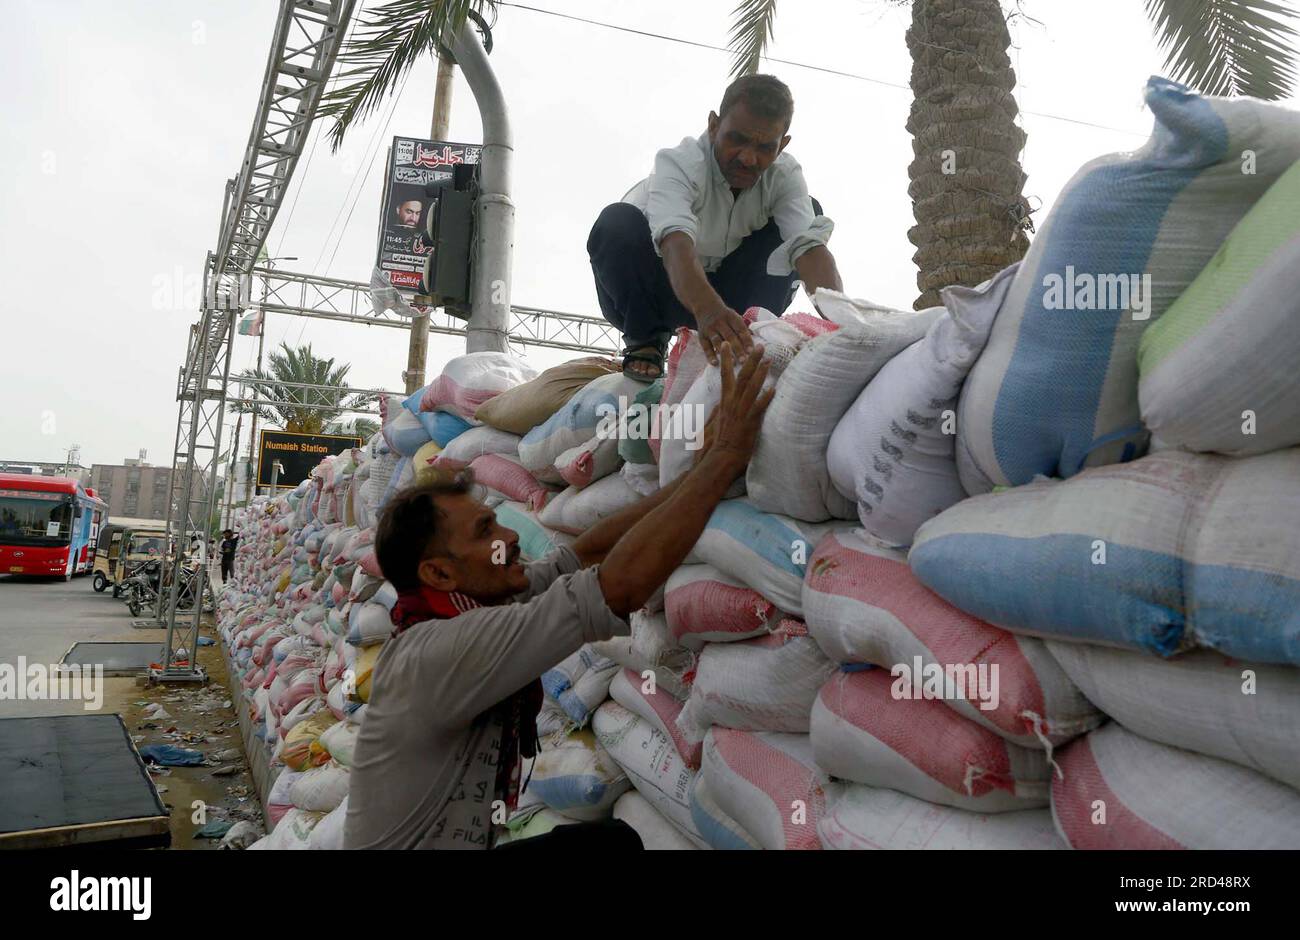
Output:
top-left (61, 641), bottom-right (164, 675)
top-left (0, 714), bottom-right (168, 838)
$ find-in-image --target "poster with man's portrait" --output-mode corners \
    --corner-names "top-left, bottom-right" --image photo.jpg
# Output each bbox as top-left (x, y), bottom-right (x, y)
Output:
top-left (377, 137), bottom-right (481, 292)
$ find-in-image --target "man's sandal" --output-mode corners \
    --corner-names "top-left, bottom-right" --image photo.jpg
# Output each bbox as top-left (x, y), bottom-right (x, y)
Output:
top-left (621, 335), bottom-right (669, 382)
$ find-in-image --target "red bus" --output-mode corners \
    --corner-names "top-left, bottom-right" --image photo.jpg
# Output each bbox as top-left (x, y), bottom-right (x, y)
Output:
top-left (0, 473), bottom-right (107, 580)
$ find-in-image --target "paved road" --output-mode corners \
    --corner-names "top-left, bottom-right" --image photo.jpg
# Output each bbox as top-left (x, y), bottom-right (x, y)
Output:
top-left (0, 571), bottom-right (172, 718)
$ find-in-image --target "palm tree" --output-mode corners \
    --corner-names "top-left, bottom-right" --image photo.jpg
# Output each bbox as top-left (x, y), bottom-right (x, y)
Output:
top-left (729, 0), bottom-right (1298, 308)
top-left (319, 1), bottom-right (1298, 308)
top-left (235, 342), bottom-right (376, 435)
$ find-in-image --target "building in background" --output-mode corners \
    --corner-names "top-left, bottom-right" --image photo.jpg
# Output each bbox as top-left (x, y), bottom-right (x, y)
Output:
top-left (89, 458), bottom-right (220, 522)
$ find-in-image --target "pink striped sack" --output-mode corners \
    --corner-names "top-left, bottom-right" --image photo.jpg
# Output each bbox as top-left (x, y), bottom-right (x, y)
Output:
top-left (819, 783), bottom-right (1064, 850)
top-left (811, 668), bottom-right (1050, 813)
top-left (803, 529), bottom-right (1101, 748)
top-left (417, 351), bottom-right (537, 422)
top-left (1051, 723), bottom-right (1300, 849)
top-left (609, 667), bottom-right (702, 769)
top-left (664, 564), bottom-right (779, 649)
top-left (468, 453), bottom-right (554, 511)
top-left (678, 622), bottom-right (834, 743)
top-left (700, 728), bottom-right (827, 850)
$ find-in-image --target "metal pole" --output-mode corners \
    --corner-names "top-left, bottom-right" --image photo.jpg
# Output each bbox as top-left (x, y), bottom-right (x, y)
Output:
top-left (405, 52), bottom-right (456, 393)
top-left (270, 460), bottom-right (282, 492)
top-left (448, 21), bottom-right (512, 353)
top-left (247, 269), bottom-right (270, 496)
top-left (224, 414), bottom-right (241, 529)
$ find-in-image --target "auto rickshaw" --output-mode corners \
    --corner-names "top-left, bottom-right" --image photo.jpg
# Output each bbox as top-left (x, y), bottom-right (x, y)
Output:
top-left (91, 523), bottom-right (168, 596)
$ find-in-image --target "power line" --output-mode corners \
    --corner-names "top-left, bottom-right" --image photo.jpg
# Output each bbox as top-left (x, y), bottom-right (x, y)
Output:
top-left (495, 1), bottom-right (1148, 137)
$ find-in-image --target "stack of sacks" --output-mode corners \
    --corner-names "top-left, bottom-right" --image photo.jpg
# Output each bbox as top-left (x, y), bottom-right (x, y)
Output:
top-left (908, 449), bottom-right (1300, 848)
top-left (955, 76), bottom-right (1300, 492)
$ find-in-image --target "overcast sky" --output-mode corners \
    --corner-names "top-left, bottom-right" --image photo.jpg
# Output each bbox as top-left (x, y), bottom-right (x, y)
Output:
top-left (2, 0), bottom-right (1295, 470)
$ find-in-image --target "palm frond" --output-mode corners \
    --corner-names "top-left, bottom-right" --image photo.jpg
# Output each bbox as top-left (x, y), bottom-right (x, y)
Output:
top-left (319, 0), bottom-right (491, 151)
top-left (727, 0), bottom-right (780, 78)
top-left (1144, 0), bottom-right (1298, 100)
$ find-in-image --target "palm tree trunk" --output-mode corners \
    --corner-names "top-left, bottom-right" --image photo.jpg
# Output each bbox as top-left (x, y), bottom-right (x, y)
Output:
top-left (905, 0), bottom-right (1029, 309)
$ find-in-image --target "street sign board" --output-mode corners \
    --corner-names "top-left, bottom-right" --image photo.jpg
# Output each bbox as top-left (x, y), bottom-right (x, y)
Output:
top-left (256, 431), bottom-right (361, 489)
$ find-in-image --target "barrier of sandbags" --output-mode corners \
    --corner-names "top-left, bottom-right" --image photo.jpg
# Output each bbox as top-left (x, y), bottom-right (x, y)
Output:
top-left (1051, 723), bottom-right (1300, 849)
top-left (803, 529), bottom-right (1101, 748)
top-left (957, 77), bottom-right (1300, 493)
top-left (1138, 158), bottom-right (1300, 456)
top-left (811, 668), bottom-right (1051, 814)
top-left (910, 448), bottom-right (1300, 665)
top-left (819, 783), bottom-right (1065, 850)
top-left (826, 265), bottom-right (1015, 546)
top-left (1046, 642), bottom-right (1300, 791)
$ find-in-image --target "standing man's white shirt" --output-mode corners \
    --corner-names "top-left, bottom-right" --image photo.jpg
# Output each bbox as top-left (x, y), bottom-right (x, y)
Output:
top-left (621, 132), bottom-right (834, 277)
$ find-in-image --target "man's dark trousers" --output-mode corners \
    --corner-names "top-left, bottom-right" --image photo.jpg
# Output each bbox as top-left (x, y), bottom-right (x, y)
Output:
top-left (221, 555), bottom-right (233, 583)
top-left (587, 198), bottom-right (823, 348)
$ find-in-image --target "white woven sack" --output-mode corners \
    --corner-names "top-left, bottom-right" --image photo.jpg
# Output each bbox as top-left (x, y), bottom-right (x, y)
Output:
top-left (1046, 641), bottom-right (1300, 791)
top-left (288, 762), bottom-right (350, 813)
top-left (677, 630), bottom-right (834, 743)
top-left (688, 771), bottom-right (760, 850)
top-left (819, 782), bottom-right (1065, 850)
top-left (592, 701), bottom-right (708, 847)
top-left (539, 473), bottom-right (640, 534)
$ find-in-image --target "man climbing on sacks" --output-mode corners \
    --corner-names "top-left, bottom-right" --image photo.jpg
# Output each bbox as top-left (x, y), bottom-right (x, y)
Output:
top-left (588, 73), bottom-right (843, 382)
top-left (344, 344), bottom-right (774, 850)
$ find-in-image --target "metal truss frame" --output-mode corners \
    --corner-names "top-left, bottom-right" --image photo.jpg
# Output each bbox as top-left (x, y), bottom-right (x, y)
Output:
top-left (254, 266), bottom-right (622, 355)
top-left (157, 0), bottom-right (356, 679)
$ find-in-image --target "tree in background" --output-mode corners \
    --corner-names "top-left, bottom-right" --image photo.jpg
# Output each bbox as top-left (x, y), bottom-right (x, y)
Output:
top-left (729, 0), bottom-right (1298, 307)
top-left (234, 342), bottom-right (376, 435)
top-left (320, 1), bottom-right (1298, 309)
